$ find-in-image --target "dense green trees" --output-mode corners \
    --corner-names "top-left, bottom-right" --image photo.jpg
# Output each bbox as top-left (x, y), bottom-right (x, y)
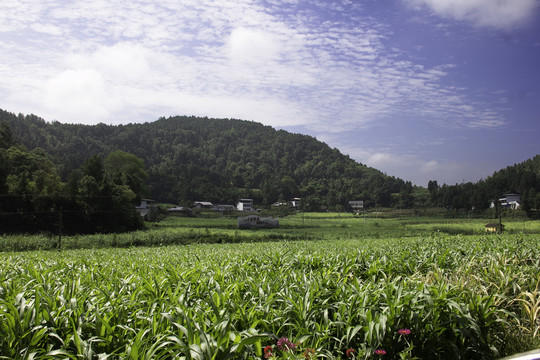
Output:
top-left (70, 154), bottom-right (144, 233)
top-left (2, 108), bottom-right (538, 217)
top-left (427, 156), bottom-right (540, 217)
top-left (0, 120), bottom-right (145, 234)
top-left (104, 150), bottom-right (149, 200)
top-left (1, 109), bottom-right (405, 210)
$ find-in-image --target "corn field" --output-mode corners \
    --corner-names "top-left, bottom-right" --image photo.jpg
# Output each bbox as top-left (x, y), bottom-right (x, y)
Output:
top-left (0, 233), bottom-right (539, 359)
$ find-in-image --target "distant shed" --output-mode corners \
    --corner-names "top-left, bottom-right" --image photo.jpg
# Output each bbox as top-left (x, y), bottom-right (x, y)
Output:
top-left (193, 201), bottom-right (214, 209)
top-left (485, 223), bottom-right (504, 233)
top-left (238, 215), bottom-right (278, 229)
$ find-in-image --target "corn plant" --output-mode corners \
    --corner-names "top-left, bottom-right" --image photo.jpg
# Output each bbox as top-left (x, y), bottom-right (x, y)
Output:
top-left (1, 232), bottom-right (539, 359)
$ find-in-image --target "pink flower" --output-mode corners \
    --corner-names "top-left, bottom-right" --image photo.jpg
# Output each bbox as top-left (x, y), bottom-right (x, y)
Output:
top-left (374, 349), bottom-right (386, 356)
top-left (346, 348), bottom-right (356, 358)
top-left (277, 337), bottom-right (296, 351)
top-left (398, 328), bottom-right (411, 335)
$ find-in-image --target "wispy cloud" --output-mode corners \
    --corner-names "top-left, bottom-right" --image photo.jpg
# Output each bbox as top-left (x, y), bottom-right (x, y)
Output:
top-left (337, 143), bottom-right (490, 186)
top-left (405, 0), bottom-right (539, 29)
top-left (0, 0), bottom-right (507, 133)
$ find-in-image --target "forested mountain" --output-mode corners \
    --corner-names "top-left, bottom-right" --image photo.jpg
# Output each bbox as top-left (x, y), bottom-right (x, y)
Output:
top-left (2, 109), bottom-right (538, 218)
top-left (1, 109), bottom-right (410, 210)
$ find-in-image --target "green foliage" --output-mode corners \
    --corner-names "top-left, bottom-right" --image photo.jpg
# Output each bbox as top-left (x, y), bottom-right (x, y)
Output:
top-left (0, 228), bottom-right (538, 358)
top-left (0, 121), bottom-right (144, 234)
top-left (0, 122), bottom-right (14, 150)
top-left (1, 109), bottom-right (405, 209)
top-left (2, 108), bottom-right (538, 215)
top-left (428, 155), bottom-right (540, 216)
top-left (104, 150), bottom-right (149, 198)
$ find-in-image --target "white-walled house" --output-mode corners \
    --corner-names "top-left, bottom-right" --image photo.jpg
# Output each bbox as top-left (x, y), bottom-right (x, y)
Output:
top-left (136, 198), bottom-right (157, 218)
top-left (236, 199), bottom-right (254, 211)
top-left (349, 200), bottom-right (364, 212)
top-left (499, 194), bottom-right (521, 209)
top-left (290, 198), bottom-right (301, 208)
top-left (137, 199), bottom-right (157, 209)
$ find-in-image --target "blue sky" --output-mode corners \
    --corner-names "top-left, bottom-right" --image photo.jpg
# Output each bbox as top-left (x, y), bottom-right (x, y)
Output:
top-left (1, 0), bottom-right (539, 186)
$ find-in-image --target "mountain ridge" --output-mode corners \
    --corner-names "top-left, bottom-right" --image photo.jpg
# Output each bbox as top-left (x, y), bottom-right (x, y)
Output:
top-left (2, 108), bottom-right (538, 215)
top-left (1, 109), bottom-right (411, 209)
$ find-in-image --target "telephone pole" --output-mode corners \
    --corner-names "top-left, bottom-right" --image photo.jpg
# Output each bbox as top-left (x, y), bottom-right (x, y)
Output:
top-left (58, 206), bottom-right (63, 251)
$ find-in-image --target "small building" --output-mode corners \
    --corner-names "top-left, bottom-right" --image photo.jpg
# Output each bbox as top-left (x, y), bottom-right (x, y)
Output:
top-left (237, 199), bottom-right (254, 212)
top-left (238, 215), bottom-right (278, 228)
top-left (193, 201), bottom-right (214, 209)
top-left (499, 194), bottom-right (521, 209)
top-left (290, 198), bottom-right (301, 208)
top-left (485, 223), bottom-right (504, 233)
top-left (214, 204), bottom-right (236, 212)
top-left (136, 198), bottom-right (158, 219)
top-left (349, 200), bottom-right (364, 213)
top-left (137, 199), bottom-right (157, 209)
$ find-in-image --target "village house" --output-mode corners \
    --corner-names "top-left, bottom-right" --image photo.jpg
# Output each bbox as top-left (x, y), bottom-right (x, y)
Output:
top-left (290, 198), bottom-right (301, 208)
top-left (236, 199), bottom-right (254, 212)
top-left (193, 201), bottom-right (214, 209)
top-left (136, 198), bottom-right (157, 219)
top-left (499, 194), bottom-right (521, 209)
top-left (348, 200), bottom-right (364, 213)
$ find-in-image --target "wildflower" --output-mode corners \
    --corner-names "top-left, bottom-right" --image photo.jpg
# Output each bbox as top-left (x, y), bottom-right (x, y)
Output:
top-left (277, 337), bottom-right (296, 351)
top-left (398, 328), bottom-right (411, 335)
top-left (264, 345), bottom-right (273, 358)
top-left (374, 349), bottom-right (386, 356)
top-left (304, 347), bottom-right (316, 359)
top-left (346, 348), bottom-right (356, 358)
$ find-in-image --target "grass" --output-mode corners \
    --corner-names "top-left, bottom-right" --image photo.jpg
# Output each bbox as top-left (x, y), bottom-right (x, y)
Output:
top-left (0, 212), bottom-right (539, 359)
top-left (2, 212), bottom-right (539, 252)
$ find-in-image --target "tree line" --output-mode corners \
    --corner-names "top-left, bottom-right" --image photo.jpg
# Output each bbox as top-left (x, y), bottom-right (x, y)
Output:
top-left (426, 155), bottom-right (540, 217)
top-left (1, 110), bottom-right (413, 211)
top-left (1, 108), bottom-right (539, 223)
top-left (0, 120), bottom-right (146, 234)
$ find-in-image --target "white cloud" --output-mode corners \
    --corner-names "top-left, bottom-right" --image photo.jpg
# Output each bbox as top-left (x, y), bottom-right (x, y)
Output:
top-left (44, 68), bottom-right (112, 122)
top-left (0, 0), bottom-right (509, 132)
top-left (420, 160), bottom-right (441, 173)
top-left (66, 42), bottom-right (155, 83)
top-left (406, 0), bottom-right (539, 29)
top-left (31, 23), bottom-right (64, 36)
top-left (227, 27), bottom-right (282, 63)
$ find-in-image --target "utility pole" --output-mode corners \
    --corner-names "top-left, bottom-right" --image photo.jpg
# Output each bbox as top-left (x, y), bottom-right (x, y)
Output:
top-left (58, 206), bottom-right (62, 251)
top-left (498, 200), bottom-right (503, 234)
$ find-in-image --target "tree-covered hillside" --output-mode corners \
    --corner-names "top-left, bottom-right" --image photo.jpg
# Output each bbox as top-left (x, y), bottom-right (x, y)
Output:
top-left (1, 109), bottom-right (411, 209)
top-left (0, 119), bottom-right (145, 234)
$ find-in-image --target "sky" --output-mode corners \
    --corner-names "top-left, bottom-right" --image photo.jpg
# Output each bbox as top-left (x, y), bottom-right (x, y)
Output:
top-left (1, 0), bottom-right (539, 187)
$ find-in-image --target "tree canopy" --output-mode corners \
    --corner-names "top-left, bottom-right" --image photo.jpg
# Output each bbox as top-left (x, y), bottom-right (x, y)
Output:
top-left (2, 108), bottom-right (538, 217)
top-left (0, 118), bottom-right (145, 234)
top-left (1, 109), bottom-right (407, 210)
